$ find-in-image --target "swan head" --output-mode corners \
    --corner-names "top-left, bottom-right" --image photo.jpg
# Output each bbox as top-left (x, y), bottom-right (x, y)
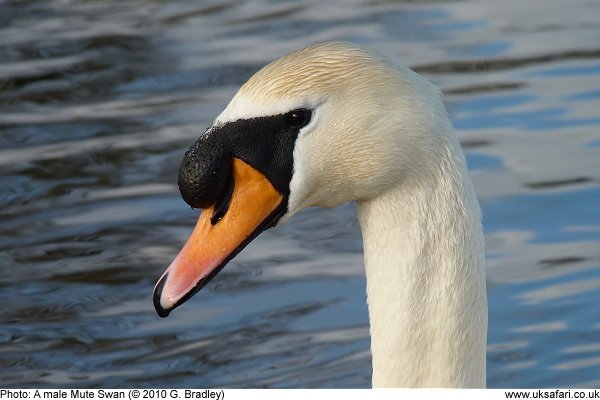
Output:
top-left (154, 41), bottom-right (452, 317)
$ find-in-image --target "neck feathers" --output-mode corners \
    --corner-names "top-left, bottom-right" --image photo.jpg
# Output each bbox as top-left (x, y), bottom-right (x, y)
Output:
top-left (357, 138), bottom-right (487, 388)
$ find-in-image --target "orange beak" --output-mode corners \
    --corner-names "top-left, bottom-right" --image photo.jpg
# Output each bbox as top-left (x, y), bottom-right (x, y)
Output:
top-left (154, 158), bottom-right (285, 317)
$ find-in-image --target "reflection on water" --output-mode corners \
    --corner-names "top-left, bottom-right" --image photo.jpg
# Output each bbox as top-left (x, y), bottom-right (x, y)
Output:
top-left (1, 0), bottom-right (599, 388)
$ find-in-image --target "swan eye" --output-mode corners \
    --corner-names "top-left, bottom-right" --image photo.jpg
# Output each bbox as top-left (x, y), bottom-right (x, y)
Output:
top-left (286, 108), bottom-right (312, 129)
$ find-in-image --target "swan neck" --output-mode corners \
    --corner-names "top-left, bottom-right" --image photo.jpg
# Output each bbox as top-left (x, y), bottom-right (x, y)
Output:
top-left (357, 150), bottom-right (487, 388)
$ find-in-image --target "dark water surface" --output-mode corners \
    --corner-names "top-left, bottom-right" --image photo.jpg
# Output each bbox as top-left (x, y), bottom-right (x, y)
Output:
top-left (1, 0), bottom-right (599, 388)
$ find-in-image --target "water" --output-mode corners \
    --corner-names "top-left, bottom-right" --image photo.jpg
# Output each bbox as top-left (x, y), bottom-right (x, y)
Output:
top-left (1, 0), bottom-right (599, 388)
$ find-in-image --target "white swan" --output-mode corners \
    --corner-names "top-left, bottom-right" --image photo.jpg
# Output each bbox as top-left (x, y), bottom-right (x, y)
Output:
top-left (153, 41), bottom-right (487, 388)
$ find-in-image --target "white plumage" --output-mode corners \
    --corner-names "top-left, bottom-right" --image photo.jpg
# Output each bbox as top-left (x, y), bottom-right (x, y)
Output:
top-left (211, 41), bottom-right (487, 387)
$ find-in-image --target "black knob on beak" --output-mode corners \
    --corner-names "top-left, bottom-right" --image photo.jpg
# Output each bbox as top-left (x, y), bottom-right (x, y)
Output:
top-left (178, 133), bottom-right (231, 209)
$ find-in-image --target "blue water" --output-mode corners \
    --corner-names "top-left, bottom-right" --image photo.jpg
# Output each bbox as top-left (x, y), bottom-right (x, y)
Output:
top-left (1, 0), bottom-right (599, 388)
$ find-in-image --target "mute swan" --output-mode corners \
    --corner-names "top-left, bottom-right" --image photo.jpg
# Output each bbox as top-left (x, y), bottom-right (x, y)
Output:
top-left (153, 41), bottom-right (487, 388)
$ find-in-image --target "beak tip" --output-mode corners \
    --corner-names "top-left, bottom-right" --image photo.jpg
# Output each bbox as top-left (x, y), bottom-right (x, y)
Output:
top-left (155, 305), bottom-right (171, 318)
top-left (153, 274), bottom-right (172, 318)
